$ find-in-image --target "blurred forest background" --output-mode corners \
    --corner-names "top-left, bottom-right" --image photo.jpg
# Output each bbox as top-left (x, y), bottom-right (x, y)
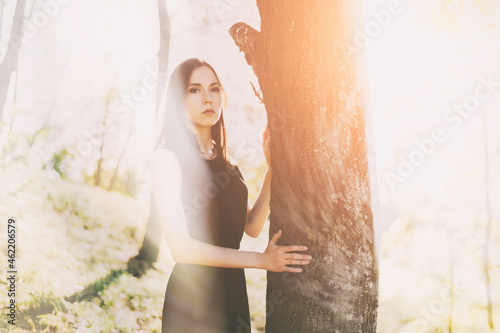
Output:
top-left (0, 0), bottom-right (499, 332)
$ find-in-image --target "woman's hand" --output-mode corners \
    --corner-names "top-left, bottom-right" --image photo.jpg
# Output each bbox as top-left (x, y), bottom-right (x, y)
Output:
top-left (263, 123), bottom-right (271, 168)
top-left (260, 230), bottom-right (312, 273)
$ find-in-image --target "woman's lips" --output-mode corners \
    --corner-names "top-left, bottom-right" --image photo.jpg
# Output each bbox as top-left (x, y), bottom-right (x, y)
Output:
top-left (202, 109), bottom-right (215, 115)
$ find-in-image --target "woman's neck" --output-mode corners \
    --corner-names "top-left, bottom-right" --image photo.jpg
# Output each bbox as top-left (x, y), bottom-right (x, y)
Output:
top-left (188, 123), bottom-right (213, 154)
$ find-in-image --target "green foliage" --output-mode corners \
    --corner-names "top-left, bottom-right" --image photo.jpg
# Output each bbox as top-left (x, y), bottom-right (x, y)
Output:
top-left (50, 149), bottom-right (69, 179)
top-left (80, 165), bottom-right (140, 197)
top-left (0, 161), bottom-right (162, 332)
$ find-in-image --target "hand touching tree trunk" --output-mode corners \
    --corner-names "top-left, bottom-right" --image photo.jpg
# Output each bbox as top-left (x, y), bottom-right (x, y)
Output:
top-left (230, 1), bottom-right (378, 331)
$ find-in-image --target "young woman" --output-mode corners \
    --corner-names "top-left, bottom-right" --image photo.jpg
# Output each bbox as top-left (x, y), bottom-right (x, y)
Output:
top-left (151, 58), bottom-right (312, 332)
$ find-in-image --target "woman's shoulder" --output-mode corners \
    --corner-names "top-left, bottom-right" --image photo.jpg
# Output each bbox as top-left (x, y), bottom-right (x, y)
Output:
top-left (152, 146), bottom-right (178, 161)
top-left (151, 147), bottom-right (182, 178)
top-left (224, 160), bottom-right (244, 181)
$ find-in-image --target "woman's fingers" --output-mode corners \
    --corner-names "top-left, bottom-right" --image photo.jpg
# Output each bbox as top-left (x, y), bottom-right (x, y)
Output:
top-left (263, 125), bottom-right (271, 151)
top-left (286, 260), bottom-right (311, 265)
top-left (264, 137), bottom-right (270, 147)
top-left (263, 123), bottom-right (270, 141)
top-left (286, 267), bottom-right (303, 273)
top-left (284, 253), bottom-right (312, 260)
top-left (282, 245), bottom-right (308, 252)
top-left (269, 229), bottom-right (282, 244)
top-left (267, 230), bottom-right (312, 273)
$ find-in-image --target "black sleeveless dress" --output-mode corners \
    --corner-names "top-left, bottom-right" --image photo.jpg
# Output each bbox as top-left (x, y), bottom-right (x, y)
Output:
top-left (161, 151), bottom-right (251, 333)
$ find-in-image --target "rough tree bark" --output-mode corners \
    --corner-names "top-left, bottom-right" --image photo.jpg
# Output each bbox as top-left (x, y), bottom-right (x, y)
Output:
top-left (128, 0), bottom-right (170, 276)
top-left (230, 1), bottom-right (378, 331)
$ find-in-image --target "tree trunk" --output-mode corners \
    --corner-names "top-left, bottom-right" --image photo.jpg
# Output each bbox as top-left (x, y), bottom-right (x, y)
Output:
top-left (109, 122), bottom-right (133, 191)
top-left (129, 0), bottom-right (170, 273)
top-left (93, 104), bottom-right (110, 187)
top-left (155, 0), bottom-right (170, 117)
top-left (448, 229), bottom-right (454, 333)
top-left (0, 0), bottom-right (27, 121)
top-left (230, 1), bottom-right (378, 331)
top-left (482, 110), bottom-right (494, 330)
top-left (129, 193), bottom-right (162, 273)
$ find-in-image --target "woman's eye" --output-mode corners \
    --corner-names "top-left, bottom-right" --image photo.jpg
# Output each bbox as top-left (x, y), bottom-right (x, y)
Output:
top-left (189, 88), bottom-right (200, 93)
top-left (211, 87), bottom-right (220, 93)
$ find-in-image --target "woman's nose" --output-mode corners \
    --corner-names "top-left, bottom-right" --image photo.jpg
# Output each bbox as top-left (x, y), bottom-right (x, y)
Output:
top-left (202, 91), bottom-right (213, 104)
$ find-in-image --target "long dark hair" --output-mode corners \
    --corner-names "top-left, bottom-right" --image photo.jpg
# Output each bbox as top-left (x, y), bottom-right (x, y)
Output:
top-left (154, 58), bottom-right (231, 166)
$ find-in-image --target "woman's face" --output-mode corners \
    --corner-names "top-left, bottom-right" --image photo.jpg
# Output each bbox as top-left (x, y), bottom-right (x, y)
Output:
top-left (185, 66), bottom-right (223, 129)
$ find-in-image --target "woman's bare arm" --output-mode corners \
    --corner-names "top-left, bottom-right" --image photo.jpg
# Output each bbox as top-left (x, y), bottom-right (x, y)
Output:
top-left (245, 124), bottom-right (273, 238)
top-left (151, 148), bottom-right (311, 272)
top-left (244, 168), bottom-right (271, 238)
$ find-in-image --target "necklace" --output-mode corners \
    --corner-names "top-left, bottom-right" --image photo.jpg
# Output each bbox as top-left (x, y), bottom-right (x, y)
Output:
top-left (199, 141), bottom-right (216, 160)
